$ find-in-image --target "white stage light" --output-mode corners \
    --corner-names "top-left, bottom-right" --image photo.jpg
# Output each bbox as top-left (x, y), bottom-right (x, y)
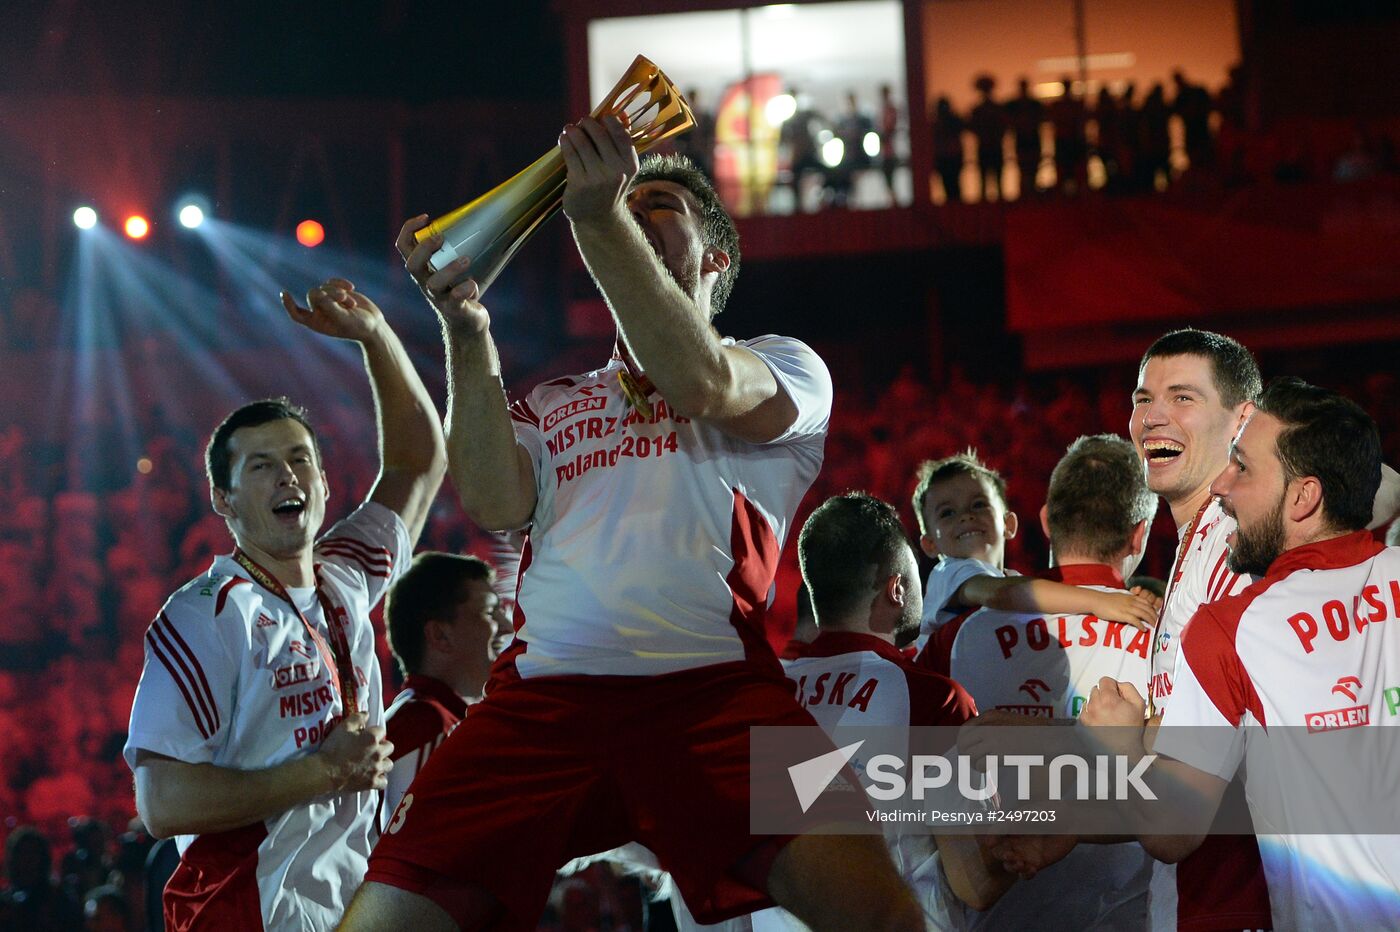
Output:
top-left (178, 204), bottom-right (205, 229)
top-left (73, 206), bottom-right (98, 229)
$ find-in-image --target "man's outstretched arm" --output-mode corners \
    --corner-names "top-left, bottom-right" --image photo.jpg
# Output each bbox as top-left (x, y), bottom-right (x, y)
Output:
top-left (395, 219), bottom-right (537, 533)
top-left (560, 116), bottom-right (799, 443)
top-left (281, 279), bottom-right (446, 544)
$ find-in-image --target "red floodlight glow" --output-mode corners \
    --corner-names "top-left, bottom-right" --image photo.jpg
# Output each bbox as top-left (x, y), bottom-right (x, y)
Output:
top-left (124, 215), bottom-right (151, 240)
top-left (296, 220), bottom-right (325, 247)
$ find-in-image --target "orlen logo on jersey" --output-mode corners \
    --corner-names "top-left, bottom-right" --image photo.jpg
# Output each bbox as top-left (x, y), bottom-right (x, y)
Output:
top-left (1306, 678), bottom-right (1369, 732)
top-left (995, 679), bottom-right (1055, 717)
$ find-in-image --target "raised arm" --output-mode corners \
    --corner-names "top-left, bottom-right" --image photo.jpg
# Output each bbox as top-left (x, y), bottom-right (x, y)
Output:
top-left (281, 279), bottom-right (446, 544)
top-left (395, 218), bottom-right (537, 532)
top-left (559, 116), bottom-right (797, 443)
top-left (133, 712), bottom-right (391, 838)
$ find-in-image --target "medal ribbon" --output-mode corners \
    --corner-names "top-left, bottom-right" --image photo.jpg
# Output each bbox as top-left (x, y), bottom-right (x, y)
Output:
top-left (1148, 498), bottom-right (1211, 716)
top-left (232, 548), bottom-right (360, 714)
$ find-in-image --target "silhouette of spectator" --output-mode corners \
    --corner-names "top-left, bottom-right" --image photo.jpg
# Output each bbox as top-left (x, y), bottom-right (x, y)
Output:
top-left (1049, 77), bottom-right (1089, 193)
top-left (778, 88), bottom-right (826, 212)
top-left (877, 83), bottom-right (902, 200)
top-left (0, 826), bottom-right (84, 931)
top-left (830, 90), bottom-right (875, 208)
top-left (1094, 86), bottom-right (1125, 191)
top-left (1172, 69), bottom-right (1214, 170)
top-left (675, 88), bottom-right (715, 179)
top-left (1005, 78), bottom-right (1045, 198)
top-left (1136, 82), bottom-right (1172, 191)
top-left (1115, 82), bottom-right (1142, 191)
top-left (969, 74), bottom-right (1008, 201)
top-left (932, 96), bottom-right (966, 203)
top-left (60, 817), bottom-right (111, 902)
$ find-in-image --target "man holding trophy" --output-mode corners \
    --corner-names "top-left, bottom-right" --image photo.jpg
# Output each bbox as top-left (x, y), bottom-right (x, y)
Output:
top-left (341, 78), bottom-right (927, 932)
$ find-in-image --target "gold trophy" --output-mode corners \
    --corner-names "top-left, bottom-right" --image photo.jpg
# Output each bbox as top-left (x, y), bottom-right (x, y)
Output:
top-left (416, 55), bottom-right (695, 293)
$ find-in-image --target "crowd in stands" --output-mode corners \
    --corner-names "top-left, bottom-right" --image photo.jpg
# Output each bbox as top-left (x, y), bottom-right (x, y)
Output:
top-left (929, 68), bottom-right (1400, 203)
top-left (0, 344), bottom-right (1396, 929)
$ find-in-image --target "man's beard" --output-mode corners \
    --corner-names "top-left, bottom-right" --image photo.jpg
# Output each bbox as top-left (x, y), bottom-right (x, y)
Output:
top-left (1227, 493), bottom-right (1287, 577)
top-left (893, 603), bottom-right (923, 648)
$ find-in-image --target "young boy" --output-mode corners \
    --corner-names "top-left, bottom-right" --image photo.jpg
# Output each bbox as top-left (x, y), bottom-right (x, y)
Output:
top-left (910, 450), bottom-right (1158, 660)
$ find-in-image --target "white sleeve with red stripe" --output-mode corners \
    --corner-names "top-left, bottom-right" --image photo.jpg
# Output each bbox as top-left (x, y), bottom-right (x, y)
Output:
top-left (124, 594), bottom-right (239, 767)
top-left (1153, 604), bottom-right (1252, 781)
top-left (315, 500), bottom-right (410, 610)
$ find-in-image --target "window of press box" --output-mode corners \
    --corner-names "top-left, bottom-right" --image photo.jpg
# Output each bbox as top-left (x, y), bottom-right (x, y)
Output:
top-left (587, 1), bottom-right (911, 218)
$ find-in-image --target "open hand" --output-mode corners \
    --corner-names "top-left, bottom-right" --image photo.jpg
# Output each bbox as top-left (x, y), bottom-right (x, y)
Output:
top-left (1093, 587), bottom-right (1162, 631)
top-left (281, 279), bottom-right (384, 343)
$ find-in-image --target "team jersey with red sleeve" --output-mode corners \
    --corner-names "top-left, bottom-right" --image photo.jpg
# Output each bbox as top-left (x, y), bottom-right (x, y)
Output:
top-left (498, 336), bottom-right (831, 680)
top-left (1154, 532), bottom-right (1400, 932)
top-left (1148, 498), bottom-right (1272, 932)
top-left (781, 630), bottom-right (979, 931)
top-left (123, 502), bottom-right (409, 932)
top-left (377, 674), bottom-right (468, 838)
top-left (947, 563), bottom-right (1153, 931)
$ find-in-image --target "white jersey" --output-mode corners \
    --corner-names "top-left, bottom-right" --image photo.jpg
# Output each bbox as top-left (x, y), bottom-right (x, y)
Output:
top-left (1156, 532), bottom-right (1400, 931)
top-left (913, 558), bottom-right (1024, 663)
top-left (1151, 498), bottom-right (1251, 713)
top-left (781, 632), bottom-right (979, 931)
top-left (503, 337), bottom-right (830, 678)
top-left (949, 564), bottom-right (1152, 932)
top-left (1148, 498), bottom-right (1272, 932)
top-left (124, 502), bottom-right (409, 931)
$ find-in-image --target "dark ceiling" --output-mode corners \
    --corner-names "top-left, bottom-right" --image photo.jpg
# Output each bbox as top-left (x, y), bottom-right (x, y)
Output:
top-left (0, 0), bottom-right (565, 101)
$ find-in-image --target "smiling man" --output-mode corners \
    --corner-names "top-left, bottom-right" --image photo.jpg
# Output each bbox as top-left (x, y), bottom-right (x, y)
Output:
top-left (1085, 377), bottom-right (1400, 931)
top-left (124, 279), bottom-right (445, 930)
top-left (1128, 329), bottom-right (1273, 931)
top-left (343, 121), bottom-right (924, 932)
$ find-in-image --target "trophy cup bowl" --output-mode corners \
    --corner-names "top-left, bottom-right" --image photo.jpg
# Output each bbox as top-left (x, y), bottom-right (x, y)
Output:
top-left (415, 55), bottom-right (695, 295)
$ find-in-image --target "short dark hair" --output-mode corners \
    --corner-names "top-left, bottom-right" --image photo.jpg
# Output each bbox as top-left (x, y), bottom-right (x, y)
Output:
top-left (1254, 377), bottom-right (1380, 533)
top-left (1046, 434), bottom-right (1157, 563)
top-left (632, 153), bottom-right (741, 316)
top-left (800, 492), bottom-right (910, 624)
top-left (1139, 329), bottom-right (1262, 409)
top-left (206, 398), bottom-right (320, 491)
top-left (911, 449), bottom-right (1009, 537)
top-left (385, 552), bottom-right (495, 678)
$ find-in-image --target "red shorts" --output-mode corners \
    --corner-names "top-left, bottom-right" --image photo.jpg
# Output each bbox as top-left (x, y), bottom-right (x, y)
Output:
top-left (367, 661), bottom-right (817, 930)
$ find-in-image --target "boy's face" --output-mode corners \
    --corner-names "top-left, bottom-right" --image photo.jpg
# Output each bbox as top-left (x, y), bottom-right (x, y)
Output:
top-left (919, 472), bottom-right (1018, 566)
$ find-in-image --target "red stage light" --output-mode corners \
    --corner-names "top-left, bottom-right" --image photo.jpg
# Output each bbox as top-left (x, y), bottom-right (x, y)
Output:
top-left (124, 215), bottom-right (150, 240)
top-left (296, 220), bottom-right (325, 247)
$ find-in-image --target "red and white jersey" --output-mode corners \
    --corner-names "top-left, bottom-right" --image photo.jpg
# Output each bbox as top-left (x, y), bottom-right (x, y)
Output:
top-left (1152, 498), bottom-right (1251, 713)
top-left (784, 630), bottom-right (978, 931)
top-left (500, 336), bottom-right (831, 679)
top-left (1155, 532), bottom-right (1400, 932)
top-left (377, 674), bottom-right (468, 838)
top-left (124, 502), bottom-right (409, 931)
top-left (948, 564), bottom-right (1153, 932)
top-left (949, 564), bottom-right (1153, 719)
top-left (1149, 498), bottom-right (1272, 932)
